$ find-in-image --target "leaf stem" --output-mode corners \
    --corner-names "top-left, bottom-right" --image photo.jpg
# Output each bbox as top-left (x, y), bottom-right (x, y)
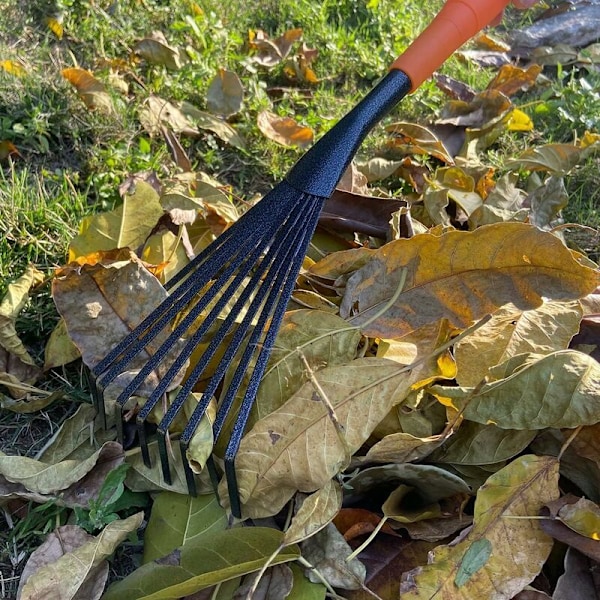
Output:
top-left (345, 515), bottom-right (388, 562)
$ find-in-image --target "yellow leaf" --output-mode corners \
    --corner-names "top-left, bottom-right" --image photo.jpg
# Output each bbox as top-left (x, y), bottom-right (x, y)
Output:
top-left (506, 108), bottom-right (534, 132)
top-left (340, 223), bottom-right (599, 339)
top-left (455, 300), bottom-right (584, 387)
top-left (257, 110), bottom-right (313, 148)
top-left (400, 455), bottom-right (558, 599)
top-left (558, 497), bottom-right (600, 540)
top-left (0, 60), bottom-right (26, 77)
top-left (45, 16), bottom-right (64, 39)
top-left (61, 67), bottom-right (114, 114)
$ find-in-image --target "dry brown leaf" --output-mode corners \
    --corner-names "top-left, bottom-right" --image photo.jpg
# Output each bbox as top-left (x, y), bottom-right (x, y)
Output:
top-left (257, 110), bottom-right (313, 148)
top-left (206, 68), bottom-right (243, 117)
top-left (225, 358), bottom-right (414, 518)
top-left (340, 223), bottom-right (599, 339)
top-left (61, 68), bottom-right (114, 114)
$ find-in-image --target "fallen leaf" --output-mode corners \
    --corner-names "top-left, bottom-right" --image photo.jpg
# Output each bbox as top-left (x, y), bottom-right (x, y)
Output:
top-left (257, 110), bottom-right (313, 148)
top-left (44, 318), bottom-right (81, 370)
top-left (139, 96), bottom-right (199, 137)
top-left (17, 525), bottom-right (106, 600)
top-left (62, 68), bottom-right (114, 114)
top-left (386, 122), bottom-right (454, 164)
top-left (143, 492), bottom-right (228, 563)
top-left (284, 480), bottom-right (343, 546)
top-left (399, 455), bottom-right (559, 599)
top-left (68, 181), bottom-right (164, 259)
top-left (102, 528), bottom-right (300, 600)
top-left (179, 101), bottom-right (246, 149)
top-left (0, 59), bottom-right (26, 77)
top-left (0, 265), bottom-right (45, 380)
top-left (434, 350), bottom-right (600, 430)
top-left (454, 300), bottom-right (584, 387)
top-left (53, 254), bottom-right (188, 403)
top-left (554, 548), bottom-right (600, 599)
top-left (19, 513), bottom-right (143, 600)
top-left (506, 143), bottom-right (588, 174)
top-left (234, 565), bottom-right (293, 600)
top-left (288, 563), bottom-right (327, 600)
top-left (206, 68), bottom-right (243, 117)
top-left (558, 497), bottom-right (600, 540)
top-left (227, 358), bottom-right (413, 518)
top-left (302, 522), bottom-right (366, 590)
top-left (0, 441), bottom-right (124, 498)
top-left (339, 223), bottom-right (599, 339)
top-left (133, 37), bottom-right (183, 70)
top-left (486, 64), bottom-right (542, 97)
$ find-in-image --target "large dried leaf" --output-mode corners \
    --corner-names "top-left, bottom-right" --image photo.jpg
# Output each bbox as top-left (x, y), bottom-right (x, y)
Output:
top-left (226, 358), bottom-right (413, 518)
top-left (554, 548), bottom-right (600, 600)
top-left (102, 528), bottom-right (300, 600)
top-left (505, 143), bottom-right (589, 175)
top-left (399, 455), bottom-right (559, 599)
top-left (179, 101), bottom-right (246, 149)
top-left (340, 223), bottom-right (599, 339)
top-left (143, 492), bottom-right (228, 563)
top-left (68, 182), bottom-right (164, 259)
top-left (17, 525), bottom-right (106, 600)
top-left (250, 28), bottom-right (303, 67)
top-left (429, 421), bottom-right (536, 466)
top-left (140, 96), bottom-right (199, 137)
top-left (386, 122), bottom-right (454, 164)
top-left (454, 300), bottom-right (583, 387)
top-left (257, 110), bottom-right (313, 148)
top-left (363, 432), bottom-right (443, 464)
top-left (234, 565), bottom-right (293, 600)
top-left (133, 38), bottom-right (183, 70)
top-left (434, 350), bottom-right (600, 430)
top-left (217, 310), bottom-right (361, 452)
top-left (0, 441), bottom-right (124, 497)
top-left (19, 513), bottom-right (143, 600)
top-left (206, 68), bottom-right (243, 117)
top-left (53, 255), bottom-right (187, 402)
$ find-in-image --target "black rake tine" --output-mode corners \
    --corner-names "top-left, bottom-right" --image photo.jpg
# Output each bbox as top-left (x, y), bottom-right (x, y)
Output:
top-left (93, 191), bottom-right (292, 387)
top-left (95, 229), bottom-right (269, 393)
top-left (176, 195), bottom-right (317, 453)
top-left (220, 197), bottom-right (323, 517)
top-left (155, 197), bottom-right (319, 485)
top-left (119, 220), bottom-right (280, 416)
top-left (133, 229), bottom-right (278, 473)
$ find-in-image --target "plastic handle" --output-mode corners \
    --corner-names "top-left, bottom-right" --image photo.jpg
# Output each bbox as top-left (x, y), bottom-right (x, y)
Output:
top-left (390, 0), bottom-right (511, 91)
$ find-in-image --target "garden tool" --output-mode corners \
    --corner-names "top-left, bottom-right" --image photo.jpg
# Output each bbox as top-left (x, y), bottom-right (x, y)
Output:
top-left (91, 0), bottom-right (512, 517)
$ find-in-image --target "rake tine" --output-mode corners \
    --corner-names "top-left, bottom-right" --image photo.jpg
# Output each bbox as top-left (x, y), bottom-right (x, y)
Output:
top-left (157, 196), bottom-right (318, 485)
top-left (92, 192), bottom-right (292, 390)
top-left (220, 197), bottom-right (324, 517)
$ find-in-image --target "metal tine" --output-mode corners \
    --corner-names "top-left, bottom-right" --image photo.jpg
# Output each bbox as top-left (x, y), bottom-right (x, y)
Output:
top-left (114, 220), bottom-right (280, 417)
top-left (95, 229), bottom-right (270, 395)
top-left (92, 192), bottom-right (291, 388)
top-left (151, 197), bottom-right (318, 485)
top-left (131, 219), bottom-right (286, 469)
top-left (220, 198), bottom-right (324, 517)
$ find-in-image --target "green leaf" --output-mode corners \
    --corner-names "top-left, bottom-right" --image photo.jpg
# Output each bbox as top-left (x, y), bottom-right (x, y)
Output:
top-left (288, 563), bottom-right (327, 600)
top-left (433, 350), bottom-right (600, 430)
top-left (102, 527), bottom-right (300, 600)
top-left (143, 492), bottom-right (228, 563)
top-left (68, 182), bottom-right (164, 259)
top-left (454, 539), bottom-right (493, 587)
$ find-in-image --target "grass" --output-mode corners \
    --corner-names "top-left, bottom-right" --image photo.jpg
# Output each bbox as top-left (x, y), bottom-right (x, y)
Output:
top-left (0, 0), bottom-right (599, 596)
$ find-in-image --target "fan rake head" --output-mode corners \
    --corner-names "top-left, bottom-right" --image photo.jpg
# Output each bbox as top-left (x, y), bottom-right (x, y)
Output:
top-left (90, 182), bottom-right (325, 518)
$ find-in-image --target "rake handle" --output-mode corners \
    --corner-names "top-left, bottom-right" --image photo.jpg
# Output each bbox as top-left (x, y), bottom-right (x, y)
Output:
top-left (391, 0), bottom-right (511, 91)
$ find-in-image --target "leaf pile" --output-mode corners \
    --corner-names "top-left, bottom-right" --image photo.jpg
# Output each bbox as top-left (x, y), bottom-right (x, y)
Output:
top-left (2, 5), bottom-right (600, 600)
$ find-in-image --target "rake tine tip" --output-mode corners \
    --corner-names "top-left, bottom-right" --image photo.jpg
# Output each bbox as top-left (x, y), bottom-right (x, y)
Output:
top-left (137, 417), bottom-right (152, 468)
top-left (157, 430), bottom-right (173, 486)
top-left (179, 440), bottom-right (198, 497)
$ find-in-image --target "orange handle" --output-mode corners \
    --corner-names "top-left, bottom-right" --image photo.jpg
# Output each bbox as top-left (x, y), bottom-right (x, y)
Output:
top-left (391, 0), bottom-right (511, 91)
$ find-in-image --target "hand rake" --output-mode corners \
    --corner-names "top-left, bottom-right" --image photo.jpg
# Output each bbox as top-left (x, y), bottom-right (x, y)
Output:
top-left (91, 0), bottom-right (511, 517)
